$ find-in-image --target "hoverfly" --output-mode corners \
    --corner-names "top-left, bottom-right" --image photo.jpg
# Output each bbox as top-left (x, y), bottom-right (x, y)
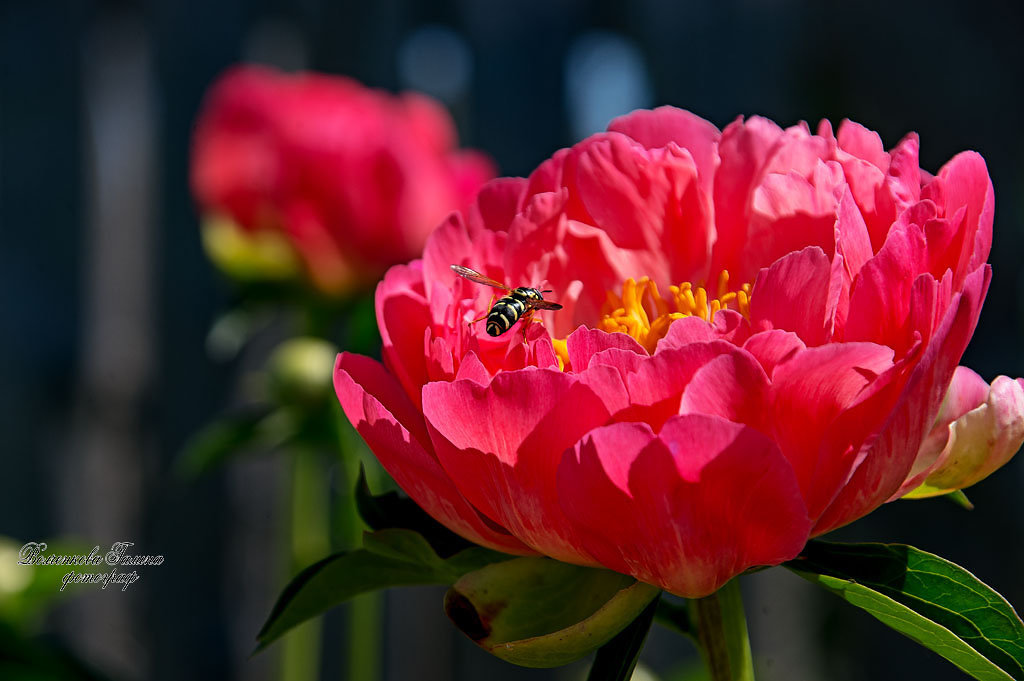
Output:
top-left (450, 264), bottom-right (563, 337)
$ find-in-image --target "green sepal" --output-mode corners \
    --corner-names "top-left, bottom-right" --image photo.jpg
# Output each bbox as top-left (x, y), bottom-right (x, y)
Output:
top-left (786, 541), bottom-right (1024, 681)
top-left (255, 528), bottom-right (510, 652)
top-left (945, 489), bottom-right (975, 510)
top-left (587, 596), bottom-right (659, 681)
top-left (444, 557), bottom-right (660, 668)
top-left (354, 466), bottom-right (474, 557)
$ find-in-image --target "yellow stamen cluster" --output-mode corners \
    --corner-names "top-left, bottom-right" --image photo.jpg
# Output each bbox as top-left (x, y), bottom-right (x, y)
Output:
top-left (597, 271), bottom-right (751, 353)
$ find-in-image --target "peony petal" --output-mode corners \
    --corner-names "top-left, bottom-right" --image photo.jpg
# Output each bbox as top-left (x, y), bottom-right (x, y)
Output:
top-left (454, 350), bottom-right (491, 385)
top-left (899, 370), bottom-right (1024, 498)
top-left (894, 365), bottom-right (995, 494)
top-left (334, 353), bottom-right (532, 554)
top-left (678, 350), bottom-right (770, 430)
top-left (885, 133), bottom-right (922, 215)
top-left (750, 247), bottom-right (833, 346)
top-left (836, 119), bottom-right (888, 171)
top-left (422, 369), bottom-right (612, 564)
top-left (762, 125), bottom-right (834, 179)
top-left (574, 134), bottom-right (712, 282)
top-left (566, 326), bottom-right (647, 372)
top-left (813, 264), bottom-right (991, 534)
top-left (524, 147), bottom-right (570, 198)
top-left (608, 106), bottom-right (721, 195)
top-left (928, 151), bottom-right (995, 284)
top-left (711, 116), bottom-right (785, 277)
top-left (834, 185), bottom-right (873, 281)
top-left (423, 212), bottom-right (508, 306)
top-left (658, 311), bottom-right (751, 350)
top-left (558, 415), bottom-right (810, 597)
top-left (768, 342), bottom-right (896, 517)
top-left (622, 341), bottom-right (739, 429)
top-left (843, 215), bottom-right (929, 355)
top-left (376, 262), bottom-right (431, 407)
top-left (468, 177), bottom-right (528, 233)
top-left (742, 330), bottom-right (806, 378)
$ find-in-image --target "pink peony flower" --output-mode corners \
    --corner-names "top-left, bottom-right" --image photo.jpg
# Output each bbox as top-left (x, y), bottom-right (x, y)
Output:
top-left (335, 107), bottom-right (1023, 597)
top-left (191, 65), bottom-right (495, 294)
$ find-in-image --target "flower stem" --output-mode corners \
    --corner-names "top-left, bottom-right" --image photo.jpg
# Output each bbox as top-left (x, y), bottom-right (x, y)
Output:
top-left (281, 447), bottom-right (329, 681)
top-left (688, 579), bottom-right (755, 681)
top-left (335, 422), bottom-right (381, 681)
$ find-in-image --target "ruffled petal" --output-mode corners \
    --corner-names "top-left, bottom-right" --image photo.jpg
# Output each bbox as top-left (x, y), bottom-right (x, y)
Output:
top-left (608, 106), bottom-right (721, 195)
top-left (558, 415), bottom-right (810, 597)
top-left (678, 349), bottom-right (770, 431)
top-left (334, 353), bottom-right (532, 554)
top-left (814, 264), bottom-right (991, 534)
top-left (422, 369), bottom-right (613, 564)
top-left (768, 342), bottom-right (896, 517)
top-left (574, 133), bottom-right (713, 282)
top-left (750, 246), bottom-right (833, 346)
top-left (376, 262), bottom-right (431, 407)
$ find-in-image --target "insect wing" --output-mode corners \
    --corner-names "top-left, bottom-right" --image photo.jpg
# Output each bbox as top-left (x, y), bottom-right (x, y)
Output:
top-left (528, 299), bottom-right (563, 311)
top-left (450, 265), bottom-right (509, 291)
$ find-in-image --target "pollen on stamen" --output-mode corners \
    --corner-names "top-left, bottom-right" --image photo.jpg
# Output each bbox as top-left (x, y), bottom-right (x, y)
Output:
top-left (595, 273), bottom-right (752, 354)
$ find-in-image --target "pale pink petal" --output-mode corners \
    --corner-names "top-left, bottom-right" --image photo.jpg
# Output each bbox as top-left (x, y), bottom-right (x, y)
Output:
top-left (897, 368), bottom-right (1024, 497)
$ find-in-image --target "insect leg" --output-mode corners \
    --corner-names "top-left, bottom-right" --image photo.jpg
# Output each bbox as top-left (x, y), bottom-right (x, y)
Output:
top-left (469, 293), bottom-right (497, 326)
top-left (520, 310), bottom-right (536, 340)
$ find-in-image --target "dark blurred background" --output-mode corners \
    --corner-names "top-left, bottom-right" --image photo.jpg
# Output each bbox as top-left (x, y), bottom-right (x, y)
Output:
top-left (2, 0), bottom-right (1023, 680)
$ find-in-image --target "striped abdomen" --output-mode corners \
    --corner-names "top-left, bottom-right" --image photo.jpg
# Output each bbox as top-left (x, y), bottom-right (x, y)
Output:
top-left (485, 288), bottom-right (542, 336)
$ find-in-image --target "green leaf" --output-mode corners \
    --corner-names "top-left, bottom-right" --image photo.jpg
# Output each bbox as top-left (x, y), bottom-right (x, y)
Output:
top-left (175, 408), bottom-right (293, 478)
top-left (256, 528), bottom-right (509, 651)
top-left (354, 466), bottom-right (475, 557)
top-left (587, 596), bottom-right (659, 681)
top-left (444, 557), bottom-right (660, 668)
top-left (786, 541), bottom-right (1024, 681)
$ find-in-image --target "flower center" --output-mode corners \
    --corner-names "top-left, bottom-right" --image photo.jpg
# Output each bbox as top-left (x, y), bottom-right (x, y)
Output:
top-left (551, 272), bottom-right (751, 370)
top-left (599, 272), bottom-right (751, 353)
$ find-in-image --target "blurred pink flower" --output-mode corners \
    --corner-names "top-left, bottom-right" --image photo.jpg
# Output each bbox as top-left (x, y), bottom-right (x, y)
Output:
top-left (191, 64), bottom-right (494, 294)
top-left (335, 107), bottom-right (1022, 597)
